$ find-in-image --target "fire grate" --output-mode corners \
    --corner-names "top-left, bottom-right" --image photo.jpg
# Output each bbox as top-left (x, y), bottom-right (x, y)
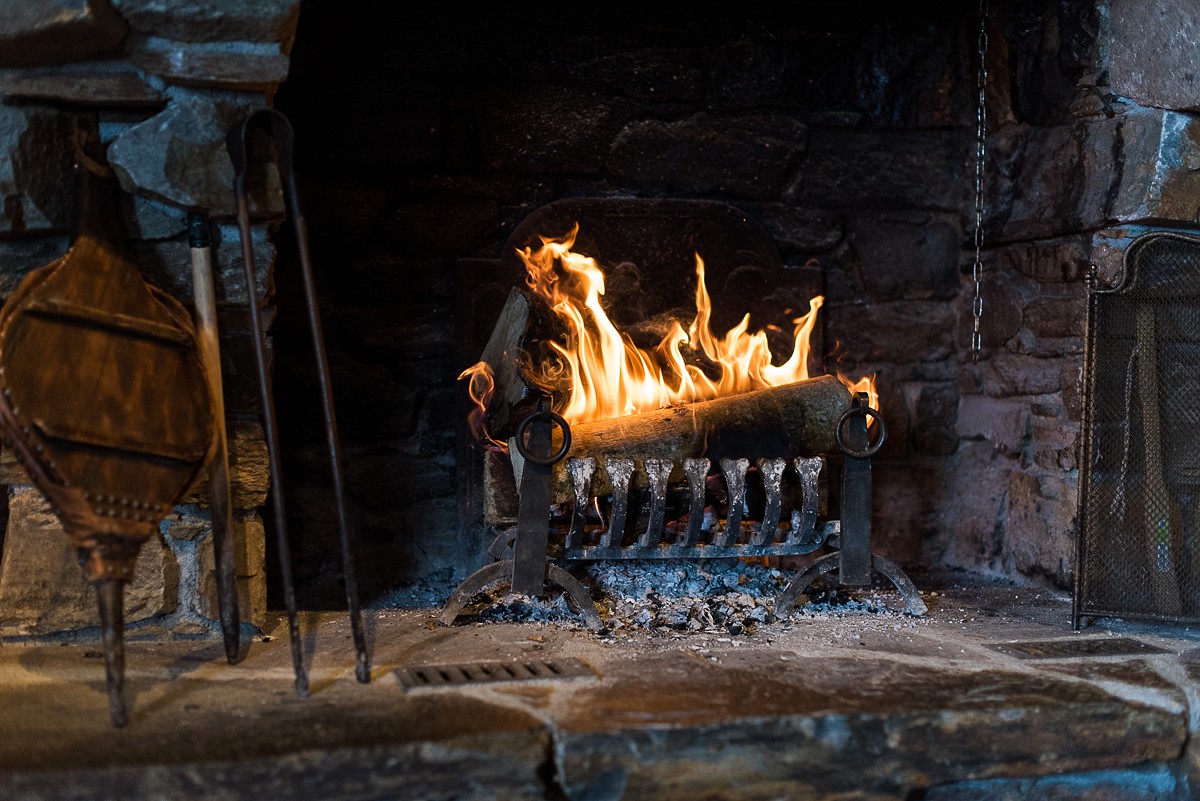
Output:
top-left (987, 637), bottom-right (1168, 660)
top-left (1076, 231), bottom-right (1200, 626)
top-left (394, 657), bottom-right (596, 690)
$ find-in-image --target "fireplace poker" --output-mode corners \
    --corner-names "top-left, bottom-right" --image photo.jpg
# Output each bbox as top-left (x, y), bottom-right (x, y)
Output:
top-left (188, 213), bottom-right (242, 664)
top-left (228, 109), bottom-right (371, 690)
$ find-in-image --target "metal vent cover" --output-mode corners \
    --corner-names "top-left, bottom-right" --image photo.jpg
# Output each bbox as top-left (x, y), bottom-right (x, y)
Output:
top-left (987, 637), bottom-right (1168, 660)
top-left (1076, 231), bottom-right (1200, 626)
top-left (394, 657), bottom-right (596, 690)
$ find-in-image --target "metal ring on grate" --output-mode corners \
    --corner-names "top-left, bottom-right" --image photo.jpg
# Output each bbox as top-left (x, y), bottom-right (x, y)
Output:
top-left (835, 405), bottom-right (886, 458)
top-left (515, 406), bottom-right (571, 465)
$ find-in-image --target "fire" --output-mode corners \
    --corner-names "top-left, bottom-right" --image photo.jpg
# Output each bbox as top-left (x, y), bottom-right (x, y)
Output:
top-left (458, 361), bottom-right (507, 451)
top-left (461, 223), bottom-right (878, 442)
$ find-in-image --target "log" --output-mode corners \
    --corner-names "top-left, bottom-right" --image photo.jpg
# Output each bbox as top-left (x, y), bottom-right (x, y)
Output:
top-left (511, 374), bottom-right (854, 504)
top-left (473, 287), bottom-right (570, 436)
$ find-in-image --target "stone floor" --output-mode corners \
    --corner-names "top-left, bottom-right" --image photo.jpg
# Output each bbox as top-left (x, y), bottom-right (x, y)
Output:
top-left (1, 569), bottom-right (1198, 801)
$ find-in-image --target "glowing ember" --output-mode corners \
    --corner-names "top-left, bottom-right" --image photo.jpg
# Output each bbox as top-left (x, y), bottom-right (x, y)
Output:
top-left (461, 223), bottom-right (878, 443)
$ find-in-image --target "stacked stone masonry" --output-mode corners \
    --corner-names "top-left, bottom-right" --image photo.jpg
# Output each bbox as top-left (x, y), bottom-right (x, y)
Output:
top-left (268, 0), bottom-right (1200, 602)
top-left (0, 0), bottom-right (296, 638)
top-left (5, 0), bottom-right (1200, 625)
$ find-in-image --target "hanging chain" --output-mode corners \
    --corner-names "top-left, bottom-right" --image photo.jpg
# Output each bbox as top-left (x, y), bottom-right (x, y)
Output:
top-left (971, 0), bottom-right (989, 364)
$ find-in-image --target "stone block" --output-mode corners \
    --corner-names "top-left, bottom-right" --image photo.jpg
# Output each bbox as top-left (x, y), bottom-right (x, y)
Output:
top-left (132, 221), bottom-right (273, 305)
top-left (746, 204), bottom-right (844, 255)
top-left (1107, 0), bottom-right (1200, 112)
top-left (112, 0), bottom-right (301, 47)
top-left (125, 36), bottom-right (291, 90)
top-left (0, 236), bottom-right (69, 296)
top-left (993, 119), bottom-right (1119, 242)
top-left (953, 265), bottom-right (1032, 358)
top-left (108, 93), bottom-right (284, 217)
top-left (0, 105), bottom-right (93, 236)
top-left (957, 395), bottom-right (1030, 456)
top-left (825, 300), bottom-right (955, 364)
top-left (1023, 286), bottom-right (1085, 341)
top-left (982, 353), bottom-right (1065, 398)
top-left (183, 421), bottom-right (269, 510)
top-left (1005, 1), bottom-right (1101, 127)
top-left (195, 512), bottom-right (267, 628)
top-left (0, 65), bottom-right (162, 107)
top-left (922, 440), bottom-right (1011, 574)
top-left (125, 195), bottom-right (187, 240)
top-left (0, 487), bottom-right (178, 635)
top-left (908, 381), bottom-right (959, 456)
top-left (609, 114), bottom-right (805, 200)
top-left (922, 766), bottom-right (1189, 801)
top-left (1109, 109), bottom-right (1200, 225)
top-left (872, 459), bottom-right (947, 563)
top-left (1033, 418), bottom-right (1079, 471)
top-left (0, 0), bottom-right (127, 67)
top-left (787, 129), bottom-right (965, 211)
top-left (848, 211), bottom-right (961, 300)
top-left (554, 651), bottom-right (1185, 800)
top-left (1004, 471), bottom-right (1077, 588)
top-left (997, 236), bottom-right (1091, 284)
top-left (161, 505), bottom-right (209, 542)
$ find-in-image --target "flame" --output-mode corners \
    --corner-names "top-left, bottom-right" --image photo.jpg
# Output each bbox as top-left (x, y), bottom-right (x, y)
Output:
top-left (839, 372), bottom-right (880, 426)
top-left (458, 361), bottom-right (508, 452)
top-left (510, 223), bottom-right (875, 426)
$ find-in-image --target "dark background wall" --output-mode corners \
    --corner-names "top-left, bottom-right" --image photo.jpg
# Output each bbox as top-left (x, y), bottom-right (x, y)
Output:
top-left (270, 1), bottom-right (1101, 607)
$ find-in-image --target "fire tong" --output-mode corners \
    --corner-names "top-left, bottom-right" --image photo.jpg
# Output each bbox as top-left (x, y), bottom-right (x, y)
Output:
top-left (228, 108), bottom-right (371, 693)
top-left (441, 393), bottom-right (926, 627)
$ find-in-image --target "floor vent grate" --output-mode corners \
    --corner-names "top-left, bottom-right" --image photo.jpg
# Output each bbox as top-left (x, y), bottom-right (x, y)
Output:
top-left (986, 637), bottom-right (1168, 660)
top-left (394, 657), bottom-right (596, 689)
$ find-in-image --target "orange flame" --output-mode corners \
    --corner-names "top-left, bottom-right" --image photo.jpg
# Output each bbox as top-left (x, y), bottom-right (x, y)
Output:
top-left (458, 361), bottom-right (508, 452)
top-left (839, 372), bottom-right (880, 426)
top-left (514, 223), bottom-right (874, 426)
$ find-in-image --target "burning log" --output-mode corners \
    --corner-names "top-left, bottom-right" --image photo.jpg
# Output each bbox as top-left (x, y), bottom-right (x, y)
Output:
top-left (511, 374), bottom-right (853, 503)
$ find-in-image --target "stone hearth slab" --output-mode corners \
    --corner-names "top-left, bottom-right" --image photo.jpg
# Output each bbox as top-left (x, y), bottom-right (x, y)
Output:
top-left (553, 652), bottom-right (1183, 800)
top-left (0, 579), bottom-right (1195, 800)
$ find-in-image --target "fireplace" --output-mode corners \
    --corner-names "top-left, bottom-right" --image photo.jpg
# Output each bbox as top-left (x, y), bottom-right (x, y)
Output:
top-left (3, 0), bottom-right (1200, 798)
top-left (6, 0), bottom-right (1199, 621)
top-left (262, 0), bottom-right (1111, 604)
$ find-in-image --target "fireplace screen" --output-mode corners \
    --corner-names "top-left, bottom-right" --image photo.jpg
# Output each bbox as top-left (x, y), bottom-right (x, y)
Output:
top-left (1076, 231), bottom-right (1200, 626)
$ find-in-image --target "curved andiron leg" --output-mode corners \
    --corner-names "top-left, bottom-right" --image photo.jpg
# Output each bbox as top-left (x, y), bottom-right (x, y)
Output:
top-left (439, 559), bottom-right (605, 632)
top-left (775, 552), bottom-right (927, 618)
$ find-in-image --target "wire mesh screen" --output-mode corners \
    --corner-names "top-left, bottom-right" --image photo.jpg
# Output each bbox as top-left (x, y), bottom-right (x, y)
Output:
top-left (1077, 231), bottom-right (1200, 625)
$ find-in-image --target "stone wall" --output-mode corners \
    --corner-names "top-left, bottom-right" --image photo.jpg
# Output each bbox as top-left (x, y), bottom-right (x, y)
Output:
top-left (6, 0), bottom-right (1196, 625)
top-left (266, 0), bottom-right (1200, 604)
top-left (0, 0), bottom-right (297, 637)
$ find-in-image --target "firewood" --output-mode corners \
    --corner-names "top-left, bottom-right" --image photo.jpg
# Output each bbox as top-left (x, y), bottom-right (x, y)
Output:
top-left (510, 375), bottom-right (854, 503)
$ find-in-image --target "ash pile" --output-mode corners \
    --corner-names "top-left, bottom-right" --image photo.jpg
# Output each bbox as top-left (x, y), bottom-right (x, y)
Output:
top-left (464, 559), bottom-right (918, 635)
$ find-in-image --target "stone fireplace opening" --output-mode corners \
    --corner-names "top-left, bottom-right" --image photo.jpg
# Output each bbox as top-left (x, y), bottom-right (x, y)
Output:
top-left (264, 0), bottom-right (1108, 606)
top-left (3, 1), bottom-right (1200, 799)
